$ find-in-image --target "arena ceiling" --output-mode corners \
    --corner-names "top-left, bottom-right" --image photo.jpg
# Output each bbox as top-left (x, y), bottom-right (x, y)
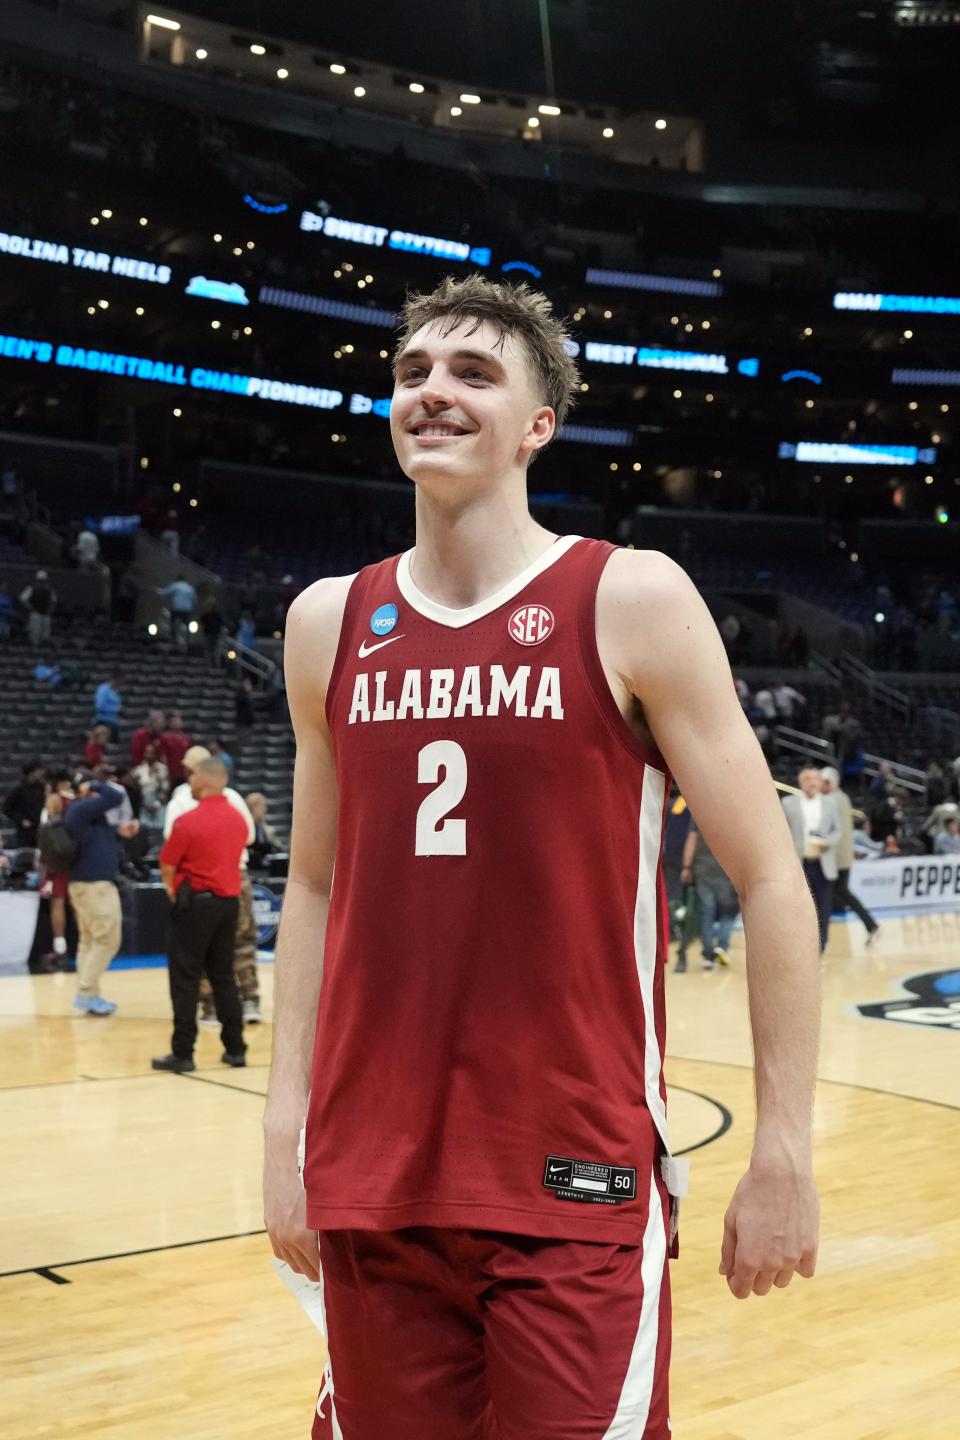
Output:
top-left (143, 0), bottom-right (960, 141)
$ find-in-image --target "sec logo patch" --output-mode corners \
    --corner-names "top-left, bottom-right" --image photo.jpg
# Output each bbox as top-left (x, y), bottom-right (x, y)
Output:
top-left (508, 604), bottom-right (555, 646)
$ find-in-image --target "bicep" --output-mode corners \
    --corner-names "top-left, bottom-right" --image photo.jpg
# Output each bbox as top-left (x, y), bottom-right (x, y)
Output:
top-left (627, 557), bottom-right (799, 894)
top-left (284, 581), bottom-right (349, 897)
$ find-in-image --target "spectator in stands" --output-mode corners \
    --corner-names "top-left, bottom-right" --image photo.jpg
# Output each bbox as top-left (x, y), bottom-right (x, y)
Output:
top-left (162, 711), bottom-right (193, 784)
top-left (922, 799), bottom-right (959, 852)
top-left (34, 660), bottom-right (64, 688)
top-left (207, 738), bottom-right (234, 784)
top-left (870, 791), bottom-right (905, 848)
top-left (819, 767), bottom-right (880, 946)
top-left (64, 772), bottom-right (139, 1016)
top-left (20, 569), bottom-right (56, 646)
top-left (235, 675), bottom-right (256, 733)
top-left (94, 674), bottom-right (123, 742)
top-left (83, 724), bottom-right (111, 768)
top-left (934, 817), bottom-right (960, 854)
top-left (153, 757), bottom-right (252, 1072)
top-left (869, 760), bottom-right (896, 801)
top-left (246, 791), bottom-right (279, 869)
top-left (37, 772), bottom-right (75, 972)
top-left (753, 681), bottom-right (777, 729)
top-left (4, 759), bottom-right (46, 849)
top-left (782, 765), bottom-right (841, 954)
top-left (199, 593), bottom-right (225, 665)
top-left (160, 508), bottom-right (180, 554)
top-left (0, 582), bottom-right (13, 640)
top-left (236, 610), bottom-right (256, 650)
top-left (732, 675), bottom-right (750, 709)
top-left (166, 747), bottom-right (258, 1022)
top-left (680, 818), bottom-right (740, 970)
top-left (277, 574), bottom-right (299, 630)
top-left (924, 760), bottom-right (948, 808)
top-left (130, 709), bottom-right (167, 767)
top-left (852, 821), bottom-right (884, 859)
top-left (773, 681), bottom-right (807, 726)
top-left (74, 527), bottom-right (100, 569)
top-left (131, 743), bottom-right (170, 835)
top-left (156, 574), bottom-right (197, 650)
top-left (719, 613), bottom-right (742, 663)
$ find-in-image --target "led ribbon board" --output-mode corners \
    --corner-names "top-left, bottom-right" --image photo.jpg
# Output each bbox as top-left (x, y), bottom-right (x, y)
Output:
top-left (586, 267), bottom-right (723, 298)
top-left (0, 331), bottom-right (343, 410)
top-left (300, 211), bottom-right (491, 265)
top-left (348, 394), bottom-right (633, 446)
top-left (583, 341), bottom-right (755, 376)
top-left (0, 229), bottom-right (171, 284)
top-left (835, 291), bottom-right (960, 315)
top-left (778, 441), bottom-right (938, 465)
top-left (892, 367), bottom-right (960, 386)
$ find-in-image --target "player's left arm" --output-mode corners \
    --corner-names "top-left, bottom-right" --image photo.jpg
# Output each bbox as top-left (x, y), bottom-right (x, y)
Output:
top-left (600, 548), bottom-right (821, 1299)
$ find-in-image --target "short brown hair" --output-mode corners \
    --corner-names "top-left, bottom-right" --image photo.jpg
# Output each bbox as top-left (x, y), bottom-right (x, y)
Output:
top-left (394, 273), bottom-right (580, 434)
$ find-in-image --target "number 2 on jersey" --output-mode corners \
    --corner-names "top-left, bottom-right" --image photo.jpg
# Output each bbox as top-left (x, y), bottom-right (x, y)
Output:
top-left (416, 740), bottom-right (467, 855)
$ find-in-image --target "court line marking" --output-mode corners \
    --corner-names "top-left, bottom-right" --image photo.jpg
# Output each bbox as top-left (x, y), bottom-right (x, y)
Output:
top-left (0, 1063), bottom-right (271, 1093)
top-left (668, 1083), bottom-right (733, 1154)
top-left (668, 1053), bottom-right (960, 1114)
top-left (0, 1229), bottom-right (269, 1281)
top-left (4, 1067), bottom-right (955, 1282)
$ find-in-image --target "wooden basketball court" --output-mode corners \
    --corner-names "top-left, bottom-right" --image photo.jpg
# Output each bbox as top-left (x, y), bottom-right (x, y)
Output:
top-left (2, 909), bottom-right (959, 1439)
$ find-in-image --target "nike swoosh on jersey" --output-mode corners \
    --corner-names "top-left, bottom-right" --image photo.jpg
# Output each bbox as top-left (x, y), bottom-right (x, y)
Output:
top-left (357, 634), bottom-right (405, 658)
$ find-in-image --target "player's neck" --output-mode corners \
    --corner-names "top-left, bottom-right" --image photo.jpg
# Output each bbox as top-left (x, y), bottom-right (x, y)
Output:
top-left (410, 487), bottom-right (557, 610)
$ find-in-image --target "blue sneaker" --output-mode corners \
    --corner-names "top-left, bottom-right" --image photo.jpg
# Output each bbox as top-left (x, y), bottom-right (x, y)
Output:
top-left (86, 996), bottom-right (117, 1016)
top-left (72, 994), bottom-right (91, 1014)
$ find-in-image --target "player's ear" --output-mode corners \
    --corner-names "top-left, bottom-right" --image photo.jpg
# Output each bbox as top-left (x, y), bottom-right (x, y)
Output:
top-left (520, 406), bottom-right (555, 459)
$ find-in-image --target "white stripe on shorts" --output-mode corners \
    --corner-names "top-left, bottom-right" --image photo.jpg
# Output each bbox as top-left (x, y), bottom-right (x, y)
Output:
top-left (602, 1166), bottom-right (668, 1437)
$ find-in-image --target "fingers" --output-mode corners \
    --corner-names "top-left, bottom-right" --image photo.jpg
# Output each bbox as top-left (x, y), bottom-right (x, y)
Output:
top-left (269, 1232), bottom-right (321, 1283)
top-left (718, 1208), bottom-right (737, 1277)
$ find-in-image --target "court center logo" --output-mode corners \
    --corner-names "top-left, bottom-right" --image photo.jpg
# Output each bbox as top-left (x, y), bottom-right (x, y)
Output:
top-left (508, 603), bottom-right (555, 646)
top-left (370, 603), bottom-right (398, 636)
top-left (252, 883), bottom-right (283, 950)
top-left (857, 968), bottom-right (960, 1030)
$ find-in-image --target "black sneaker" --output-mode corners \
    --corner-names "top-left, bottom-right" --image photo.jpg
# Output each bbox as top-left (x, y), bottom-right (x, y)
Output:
top-left (674, 955), bottom-right (688, 973)
top-left (221, 1051), bottom-right (247, 1068)
top-left (152, 1053), bottom-right (196, 1073)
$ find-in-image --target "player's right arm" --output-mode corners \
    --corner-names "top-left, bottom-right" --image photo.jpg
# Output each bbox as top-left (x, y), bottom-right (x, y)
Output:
top-left (262, 573), bottom-right (353, 1281)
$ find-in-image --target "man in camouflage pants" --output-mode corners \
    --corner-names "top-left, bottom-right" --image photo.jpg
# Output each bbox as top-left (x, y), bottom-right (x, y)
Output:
top-left (199, 872), bottom-right (260, 1023)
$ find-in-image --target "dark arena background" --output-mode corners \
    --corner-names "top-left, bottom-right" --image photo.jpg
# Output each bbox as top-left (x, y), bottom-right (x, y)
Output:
top-left (1, 4), bottom-right (959, 1438)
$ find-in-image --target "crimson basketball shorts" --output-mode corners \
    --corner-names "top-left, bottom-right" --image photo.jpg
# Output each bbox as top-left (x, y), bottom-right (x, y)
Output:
top-left (310, 1171), bottom-right (673, 1440)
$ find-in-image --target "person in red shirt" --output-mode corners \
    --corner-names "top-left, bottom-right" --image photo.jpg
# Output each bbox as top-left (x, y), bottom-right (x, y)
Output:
top-left (160, 710), bottom-right (192, 783)
top-left (152, 757), bottom-right (251, 1073)
top-left (83, 724), bottom-right (110, 768)
top-left (130, 709), bottom-right (168, 768)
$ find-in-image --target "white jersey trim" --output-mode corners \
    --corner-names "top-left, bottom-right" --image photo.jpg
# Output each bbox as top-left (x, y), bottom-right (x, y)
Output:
top-left (633, 766), bottom-right (670, 1156)
top-left (395, 534), bottom-right (583, 629)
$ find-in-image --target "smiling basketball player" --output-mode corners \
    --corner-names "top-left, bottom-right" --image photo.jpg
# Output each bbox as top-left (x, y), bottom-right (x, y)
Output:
top-left (264, 274), bottom-right (821, 1439)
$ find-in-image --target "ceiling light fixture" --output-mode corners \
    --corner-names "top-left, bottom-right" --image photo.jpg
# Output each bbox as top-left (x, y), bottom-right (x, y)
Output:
top-left (409, 82), bottom-right (424, 94)
top-left (330, 63), bottom-right (346, 74)
top-left (460, 93), bottom-right (482, 104)
top-left (539, 103), bottom-right (561, 116)
top-left (146, 14), bottom-right (180, 30)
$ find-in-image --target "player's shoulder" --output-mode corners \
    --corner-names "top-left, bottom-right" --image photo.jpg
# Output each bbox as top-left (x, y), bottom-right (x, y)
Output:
top-left (597, 545), bottom-right (702, 628)
top-left (284, 571), bottom-right (359, 663)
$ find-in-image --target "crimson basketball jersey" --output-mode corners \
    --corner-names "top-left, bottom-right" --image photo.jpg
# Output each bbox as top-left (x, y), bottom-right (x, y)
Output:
top-left (303, 534), bottom-right (674, 1244)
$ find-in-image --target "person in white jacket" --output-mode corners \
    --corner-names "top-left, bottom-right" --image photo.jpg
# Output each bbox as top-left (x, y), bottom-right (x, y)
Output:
top-left (164, 745), bottom-right (262, 1022)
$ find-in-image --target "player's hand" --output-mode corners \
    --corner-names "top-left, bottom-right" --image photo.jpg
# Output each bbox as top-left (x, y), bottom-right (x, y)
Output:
top-left (264, 1143), bottom-right (320, 1282)
top-left (719, 1155), bottom-right (819, 1299)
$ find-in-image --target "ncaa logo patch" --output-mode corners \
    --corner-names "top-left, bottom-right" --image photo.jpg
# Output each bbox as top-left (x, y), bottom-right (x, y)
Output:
top-left (370, 603), bottom-right (398, 637)
top-left (251, 883), bottom-right (283, 949)
top-left (508, 604), bottom-right (555, 646)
